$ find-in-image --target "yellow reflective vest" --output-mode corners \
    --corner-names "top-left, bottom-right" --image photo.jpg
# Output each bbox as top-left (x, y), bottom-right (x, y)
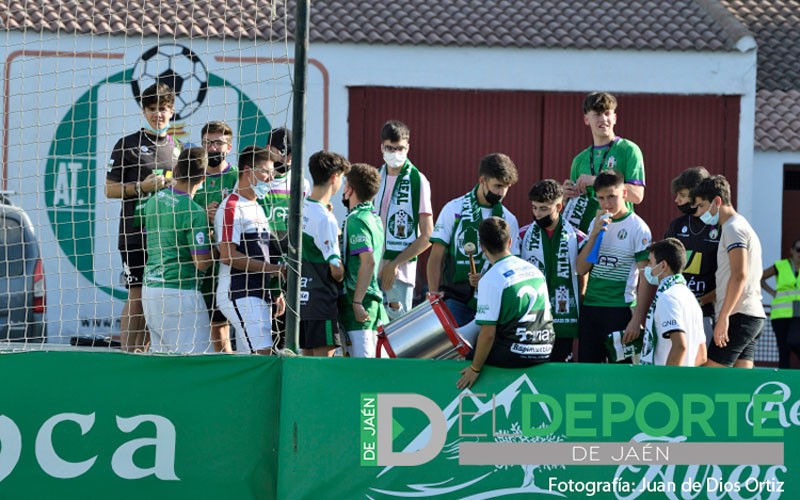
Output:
top-left (770, 259), bottom-right (800, 320)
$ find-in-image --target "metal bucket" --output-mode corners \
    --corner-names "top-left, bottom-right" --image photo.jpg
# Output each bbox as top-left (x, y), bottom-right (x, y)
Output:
top-left (377, 296), bottom-right (471, 359)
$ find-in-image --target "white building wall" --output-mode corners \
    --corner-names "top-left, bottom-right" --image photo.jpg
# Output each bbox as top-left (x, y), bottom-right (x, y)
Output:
top-left (0, 32), bottom-right (758, 340)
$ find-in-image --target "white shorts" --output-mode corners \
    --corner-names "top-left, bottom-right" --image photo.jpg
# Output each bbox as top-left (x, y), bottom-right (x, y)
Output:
top-left (346, 329), bottom-right (378, 358)
top-left (142, 286), bottom-right (212, 353)
top-left (228, 296), bottom-right (274, 353)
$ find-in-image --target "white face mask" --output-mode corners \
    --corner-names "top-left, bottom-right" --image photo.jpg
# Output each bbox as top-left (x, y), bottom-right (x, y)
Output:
top-left (643, 265), bottom-right (661, 286)
top-left (699, 202), bottom-right (720, 226)
top-left (383, 151), bottom-right (407, 169)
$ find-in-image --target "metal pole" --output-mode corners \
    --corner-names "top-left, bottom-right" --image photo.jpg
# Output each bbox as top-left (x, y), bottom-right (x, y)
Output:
top-left (286, 0), bottom-right (310, 353)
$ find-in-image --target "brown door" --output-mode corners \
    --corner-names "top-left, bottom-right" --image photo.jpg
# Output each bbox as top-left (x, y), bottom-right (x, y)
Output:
top-left (349, 87), bottom-right (740, 288)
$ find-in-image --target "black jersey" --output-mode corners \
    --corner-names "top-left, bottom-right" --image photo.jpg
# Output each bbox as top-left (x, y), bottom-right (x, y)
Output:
top-left (106, 130), bottom-right (180, 250)
top-left (664, 214), bottom-right (720, 317)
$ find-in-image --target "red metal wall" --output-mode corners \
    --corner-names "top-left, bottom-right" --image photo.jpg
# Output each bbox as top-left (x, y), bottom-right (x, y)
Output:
top-left (348, 87), bottom-right (740, 285)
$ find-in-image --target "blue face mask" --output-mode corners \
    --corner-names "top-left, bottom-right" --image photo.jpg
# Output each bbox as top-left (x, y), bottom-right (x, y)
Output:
top-left (699, 202), bottom-right (720, 226)
top-left (643, 265), bottom-right (660, 286)
top-left (253, 179), bottom-right (270, 199)
top-left (145, 123), bottom-right (170, 135)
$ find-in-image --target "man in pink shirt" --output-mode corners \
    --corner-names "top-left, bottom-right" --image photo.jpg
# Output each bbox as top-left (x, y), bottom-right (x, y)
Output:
top-left (375, 120), bottom-right (434, 320)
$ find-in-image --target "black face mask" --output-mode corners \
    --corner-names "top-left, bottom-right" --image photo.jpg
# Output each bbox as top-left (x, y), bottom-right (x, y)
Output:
top-left (274, 161), bottom-right (288, 175)
top-left (535, 213), bottom-right (556, 229)
top-left (677, 202), bottom-right (696, 216)
top-left (207, 151), bottom-right (226, 168)
top-left (342, 193), bottom-right (350, 211)
top-left (483, 186), bottom-right (503, 206)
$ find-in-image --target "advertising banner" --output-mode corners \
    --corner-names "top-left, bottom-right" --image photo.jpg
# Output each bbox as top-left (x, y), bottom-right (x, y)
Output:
top-left (279, 358), bottom-right (797, 499)
top-left (0, 351), bottom-right (280, 500)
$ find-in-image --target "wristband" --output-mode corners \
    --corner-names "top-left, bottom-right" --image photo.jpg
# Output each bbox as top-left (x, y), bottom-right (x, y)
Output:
top-left (469, 365), bottom-right (481, 374)
top-left (135, 181), bottom-right (143, 197)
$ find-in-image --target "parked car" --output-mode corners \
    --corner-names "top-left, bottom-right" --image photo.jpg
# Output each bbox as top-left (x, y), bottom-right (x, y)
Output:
top-left (0, 192), bottom-right (45, 342)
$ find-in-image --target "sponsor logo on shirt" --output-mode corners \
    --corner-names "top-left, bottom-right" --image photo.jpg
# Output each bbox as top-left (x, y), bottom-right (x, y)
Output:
top-left (510, 343), bottom-right (552, 355)
top-left (502, 269), bottom-right (515, 278)
top-left (617, 229), bottom-right (628, 240)
top-left (661, 319), bottom-right (678, 328)
top-left (349, 234), bottom-right (367, 245)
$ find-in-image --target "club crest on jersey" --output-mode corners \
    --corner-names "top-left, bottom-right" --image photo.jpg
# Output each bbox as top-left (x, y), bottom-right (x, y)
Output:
top-left (195, 232), bottom-right (205, 245)
top-left (709, 228), bottom-right (719, 240)
top-left (607, 156), bottom-right (617, 168)
top-left (617, 229), bottom-right (628, 240)
top-left (681, 225), bottom-right (688, 234)
top-left (140, 145), bottom-right (150, 153)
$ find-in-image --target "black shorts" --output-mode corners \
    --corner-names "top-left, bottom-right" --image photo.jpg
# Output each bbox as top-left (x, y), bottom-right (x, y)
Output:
top-left (578, 305), bottom-right (633, 363)
top-left (120, 247), bottom-right (146, 289)
top-left (707, 313), bottom-right (764, 366)
top-left (300, 319), bottom-right (341, 349)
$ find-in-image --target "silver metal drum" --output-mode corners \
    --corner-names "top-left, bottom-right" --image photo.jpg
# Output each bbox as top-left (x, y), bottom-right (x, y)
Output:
top-left (376, 296), bottom-right (471, 359)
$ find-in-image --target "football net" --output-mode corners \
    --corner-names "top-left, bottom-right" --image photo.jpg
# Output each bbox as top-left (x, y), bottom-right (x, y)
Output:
top-left (1, 2), bottom-right (300, 354)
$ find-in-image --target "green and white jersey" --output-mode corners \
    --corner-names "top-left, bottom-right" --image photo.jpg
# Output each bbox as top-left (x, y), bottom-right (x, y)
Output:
top-left (143, 187), bottom-right (210, 290)
top-left (193, 162), bottom-right (239, 223)
top-left (584, 211), bottom-right (651, 307)
top-left (260, 170), bottom-right (310, 237)
top-left (342, 202), bottom-right (384, 303)
top-left (564, 138), bottom-right (645, 233)
top-left (475, 255), bottom-right (555, 360)
top-left (301, 198), bottom-right (341, 320)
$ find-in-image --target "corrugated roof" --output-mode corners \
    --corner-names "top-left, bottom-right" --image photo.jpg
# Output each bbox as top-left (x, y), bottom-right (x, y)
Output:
top-left (720, 1), bottom-right (800, 151)
top-left (0, 0), bottom-right (752, 52)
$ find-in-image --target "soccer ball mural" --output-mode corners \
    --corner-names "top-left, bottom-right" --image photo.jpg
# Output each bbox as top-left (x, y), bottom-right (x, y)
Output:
top-left (130, 43), bottom-right (209, 120)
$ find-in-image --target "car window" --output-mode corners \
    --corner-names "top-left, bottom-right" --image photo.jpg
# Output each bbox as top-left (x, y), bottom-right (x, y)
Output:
top-left (0, 216), bottom-right (25, 278)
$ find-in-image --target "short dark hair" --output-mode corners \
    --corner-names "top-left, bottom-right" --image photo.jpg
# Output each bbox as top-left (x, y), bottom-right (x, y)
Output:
top-left (528, 179), bottom-right (564, 203)
top-left (479, 217), bottom-right (511, 255)
top-left (479, 153), bottom-right (518, 185)
top-left (648, 238), bottom-right (687, 275)
top-left (380, 120), bottom-right (410, 143)
top-left (267, 127), bottom-right (292, 156)
top-left (690, 175), bottom-right (731, 206)
top-left (583, 92), bottom-right (617, 114)
top-left (346, 163), bottom-right (381, 202)
top-left (238, 145), bottom-right (281, 173)
top-left (593, 169), bottom-right (625, 191)
top-left (141, 82), bottom-right (175, 109)
top-left (309, 150), bottom-right (351, 186)
top-left (671, 166), bottom-right (710, 195)
top-left (201, 121), bottom-right (233, 139)
top-left (173, 147), bottom-right (207, 187)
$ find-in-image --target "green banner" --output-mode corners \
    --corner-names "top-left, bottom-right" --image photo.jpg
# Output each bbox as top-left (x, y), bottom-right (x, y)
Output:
top-left (0, 351), bottom-right (280, 500)
top-left (2, 353), bottom-right (798, 499)
top-left (279, 358), bottom-right (798, 499)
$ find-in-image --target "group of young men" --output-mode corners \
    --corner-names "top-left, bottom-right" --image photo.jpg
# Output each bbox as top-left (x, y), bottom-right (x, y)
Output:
top-left (106, 84), bottom-right (770, 384)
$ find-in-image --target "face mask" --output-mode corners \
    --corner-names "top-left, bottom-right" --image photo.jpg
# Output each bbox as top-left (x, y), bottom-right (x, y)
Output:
top-left (383, 151), bottom-right (407, 169)
top-left (535, 213), bottom-right (556, 229)
top-left (699, 202), bottom-right (720, 225)
top-left (342, 191), bottom-right (350, 210)
top-left (643, 265), bottom-right (660, 286)
top-left (274, 161), bottom-right (288, 175)
top-left (483, 186), bottom-right (503, 206)
top-left (207, 151), bottom-right (226, 168)
top-left (253, 179), bottom-right (270, 199)
top-left (145, 123), bottom-right (170, 135)
top-left (677, 202), bottom-right (695, 216)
